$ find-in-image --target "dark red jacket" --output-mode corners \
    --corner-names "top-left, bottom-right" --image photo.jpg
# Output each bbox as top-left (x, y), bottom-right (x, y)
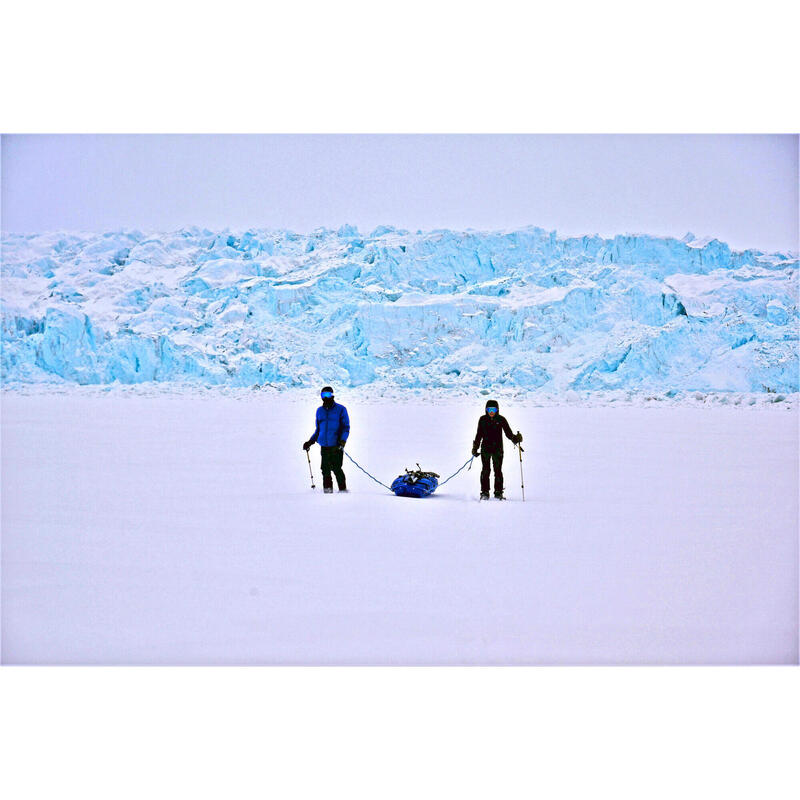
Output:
top-left (473, 413), bottom-right (517, 453)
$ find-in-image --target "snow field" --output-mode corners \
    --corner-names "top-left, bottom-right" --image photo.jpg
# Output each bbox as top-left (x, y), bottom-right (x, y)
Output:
top-left (1, 393), bottom-right (797, 664)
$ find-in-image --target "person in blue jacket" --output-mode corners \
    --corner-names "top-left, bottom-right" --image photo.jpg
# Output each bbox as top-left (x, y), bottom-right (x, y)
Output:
top-left (303, 386), bottom-right (350, 493)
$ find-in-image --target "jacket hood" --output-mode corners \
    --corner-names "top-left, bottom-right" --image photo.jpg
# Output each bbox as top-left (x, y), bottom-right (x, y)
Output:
top-left (485, 399), bottom-right (499, 412)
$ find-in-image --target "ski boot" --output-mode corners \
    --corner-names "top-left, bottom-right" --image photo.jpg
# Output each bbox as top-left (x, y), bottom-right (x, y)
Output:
top-left (494, 492), bottom-right (506, 501)
top-left (323, 487), bottom-right (333, 494)
top-left (480, 492), bottom-right (490, 501)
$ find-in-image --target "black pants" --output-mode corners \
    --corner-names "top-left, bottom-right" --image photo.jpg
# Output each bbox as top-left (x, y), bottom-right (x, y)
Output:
top-left (480, 450), bottom-right (504, 495)
top-left (320, 446), bottom-right (347, 490)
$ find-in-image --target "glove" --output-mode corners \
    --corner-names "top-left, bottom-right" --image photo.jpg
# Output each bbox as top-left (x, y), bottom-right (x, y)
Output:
top-left (302, 440), bottom-right (312, 451)
top-left (514, 432), bottom-right (523, 444)
top-left (471, 447), bottom-right (479, 458)
top-left (338, 440), bottom-right (346, 451)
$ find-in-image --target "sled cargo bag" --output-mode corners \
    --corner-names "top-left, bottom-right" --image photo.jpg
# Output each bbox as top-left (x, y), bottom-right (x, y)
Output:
top-left (390, 468), bottom-right (440, 498)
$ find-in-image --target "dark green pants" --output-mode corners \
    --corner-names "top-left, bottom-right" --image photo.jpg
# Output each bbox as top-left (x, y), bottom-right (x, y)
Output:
top-left (480, 450), bottom-right (504, 495)
top-left (320, 446), bottom-right (346, 490)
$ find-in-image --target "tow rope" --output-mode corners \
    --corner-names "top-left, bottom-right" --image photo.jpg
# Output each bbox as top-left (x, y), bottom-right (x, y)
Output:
top-left (343, 452), bottom-right (475, 494)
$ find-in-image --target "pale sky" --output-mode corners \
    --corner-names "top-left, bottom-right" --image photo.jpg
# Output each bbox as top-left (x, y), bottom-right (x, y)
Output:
top-left (2, 134), bottom-right (797, 253)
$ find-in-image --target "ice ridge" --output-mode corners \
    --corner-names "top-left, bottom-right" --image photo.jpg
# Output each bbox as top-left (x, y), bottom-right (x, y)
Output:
top-left (1, 225), bottom-right (797, 394)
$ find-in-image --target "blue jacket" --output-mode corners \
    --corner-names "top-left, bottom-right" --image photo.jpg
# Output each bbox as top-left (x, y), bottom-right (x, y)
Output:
top-left (309, 402), bottom-right (350, 447)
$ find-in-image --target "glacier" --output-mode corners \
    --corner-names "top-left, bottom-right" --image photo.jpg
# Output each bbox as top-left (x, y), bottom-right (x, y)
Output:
top-left (1, 225), bottom-right (798, 395)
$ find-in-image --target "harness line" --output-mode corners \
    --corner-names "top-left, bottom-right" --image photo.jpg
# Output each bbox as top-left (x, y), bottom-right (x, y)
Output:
top-left (343, 452), bottom-right (475, 493)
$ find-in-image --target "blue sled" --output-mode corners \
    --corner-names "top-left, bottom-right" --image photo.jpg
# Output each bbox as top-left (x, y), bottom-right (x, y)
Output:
top-left (391, 468), bottom-right (440, 498)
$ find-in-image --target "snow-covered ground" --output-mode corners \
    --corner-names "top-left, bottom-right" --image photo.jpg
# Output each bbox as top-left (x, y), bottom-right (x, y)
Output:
top-left (2, 392), bottom-right (796, 664)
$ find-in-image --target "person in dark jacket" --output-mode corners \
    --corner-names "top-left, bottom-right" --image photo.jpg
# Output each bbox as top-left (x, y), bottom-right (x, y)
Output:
top-left (471, 399), bottom-right (522, 499)
top-left (303, 386), bottom-right (350, 493)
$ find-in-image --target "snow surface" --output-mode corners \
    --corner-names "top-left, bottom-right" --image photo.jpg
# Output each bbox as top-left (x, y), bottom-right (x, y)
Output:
top-left (2, 393), bottom-right (796, 665)
top-left (2, 226), bottom-right (798, 394)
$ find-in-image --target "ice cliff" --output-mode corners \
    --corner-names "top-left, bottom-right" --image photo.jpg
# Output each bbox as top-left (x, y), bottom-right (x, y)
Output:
top-left (1, 225), bottom-right (797, 394)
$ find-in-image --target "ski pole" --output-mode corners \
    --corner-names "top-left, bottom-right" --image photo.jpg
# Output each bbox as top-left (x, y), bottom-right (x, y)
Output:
top-left (305, 449), bottom-right (316, 490)
top-left (516, 434), bottom-right (525, 502)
